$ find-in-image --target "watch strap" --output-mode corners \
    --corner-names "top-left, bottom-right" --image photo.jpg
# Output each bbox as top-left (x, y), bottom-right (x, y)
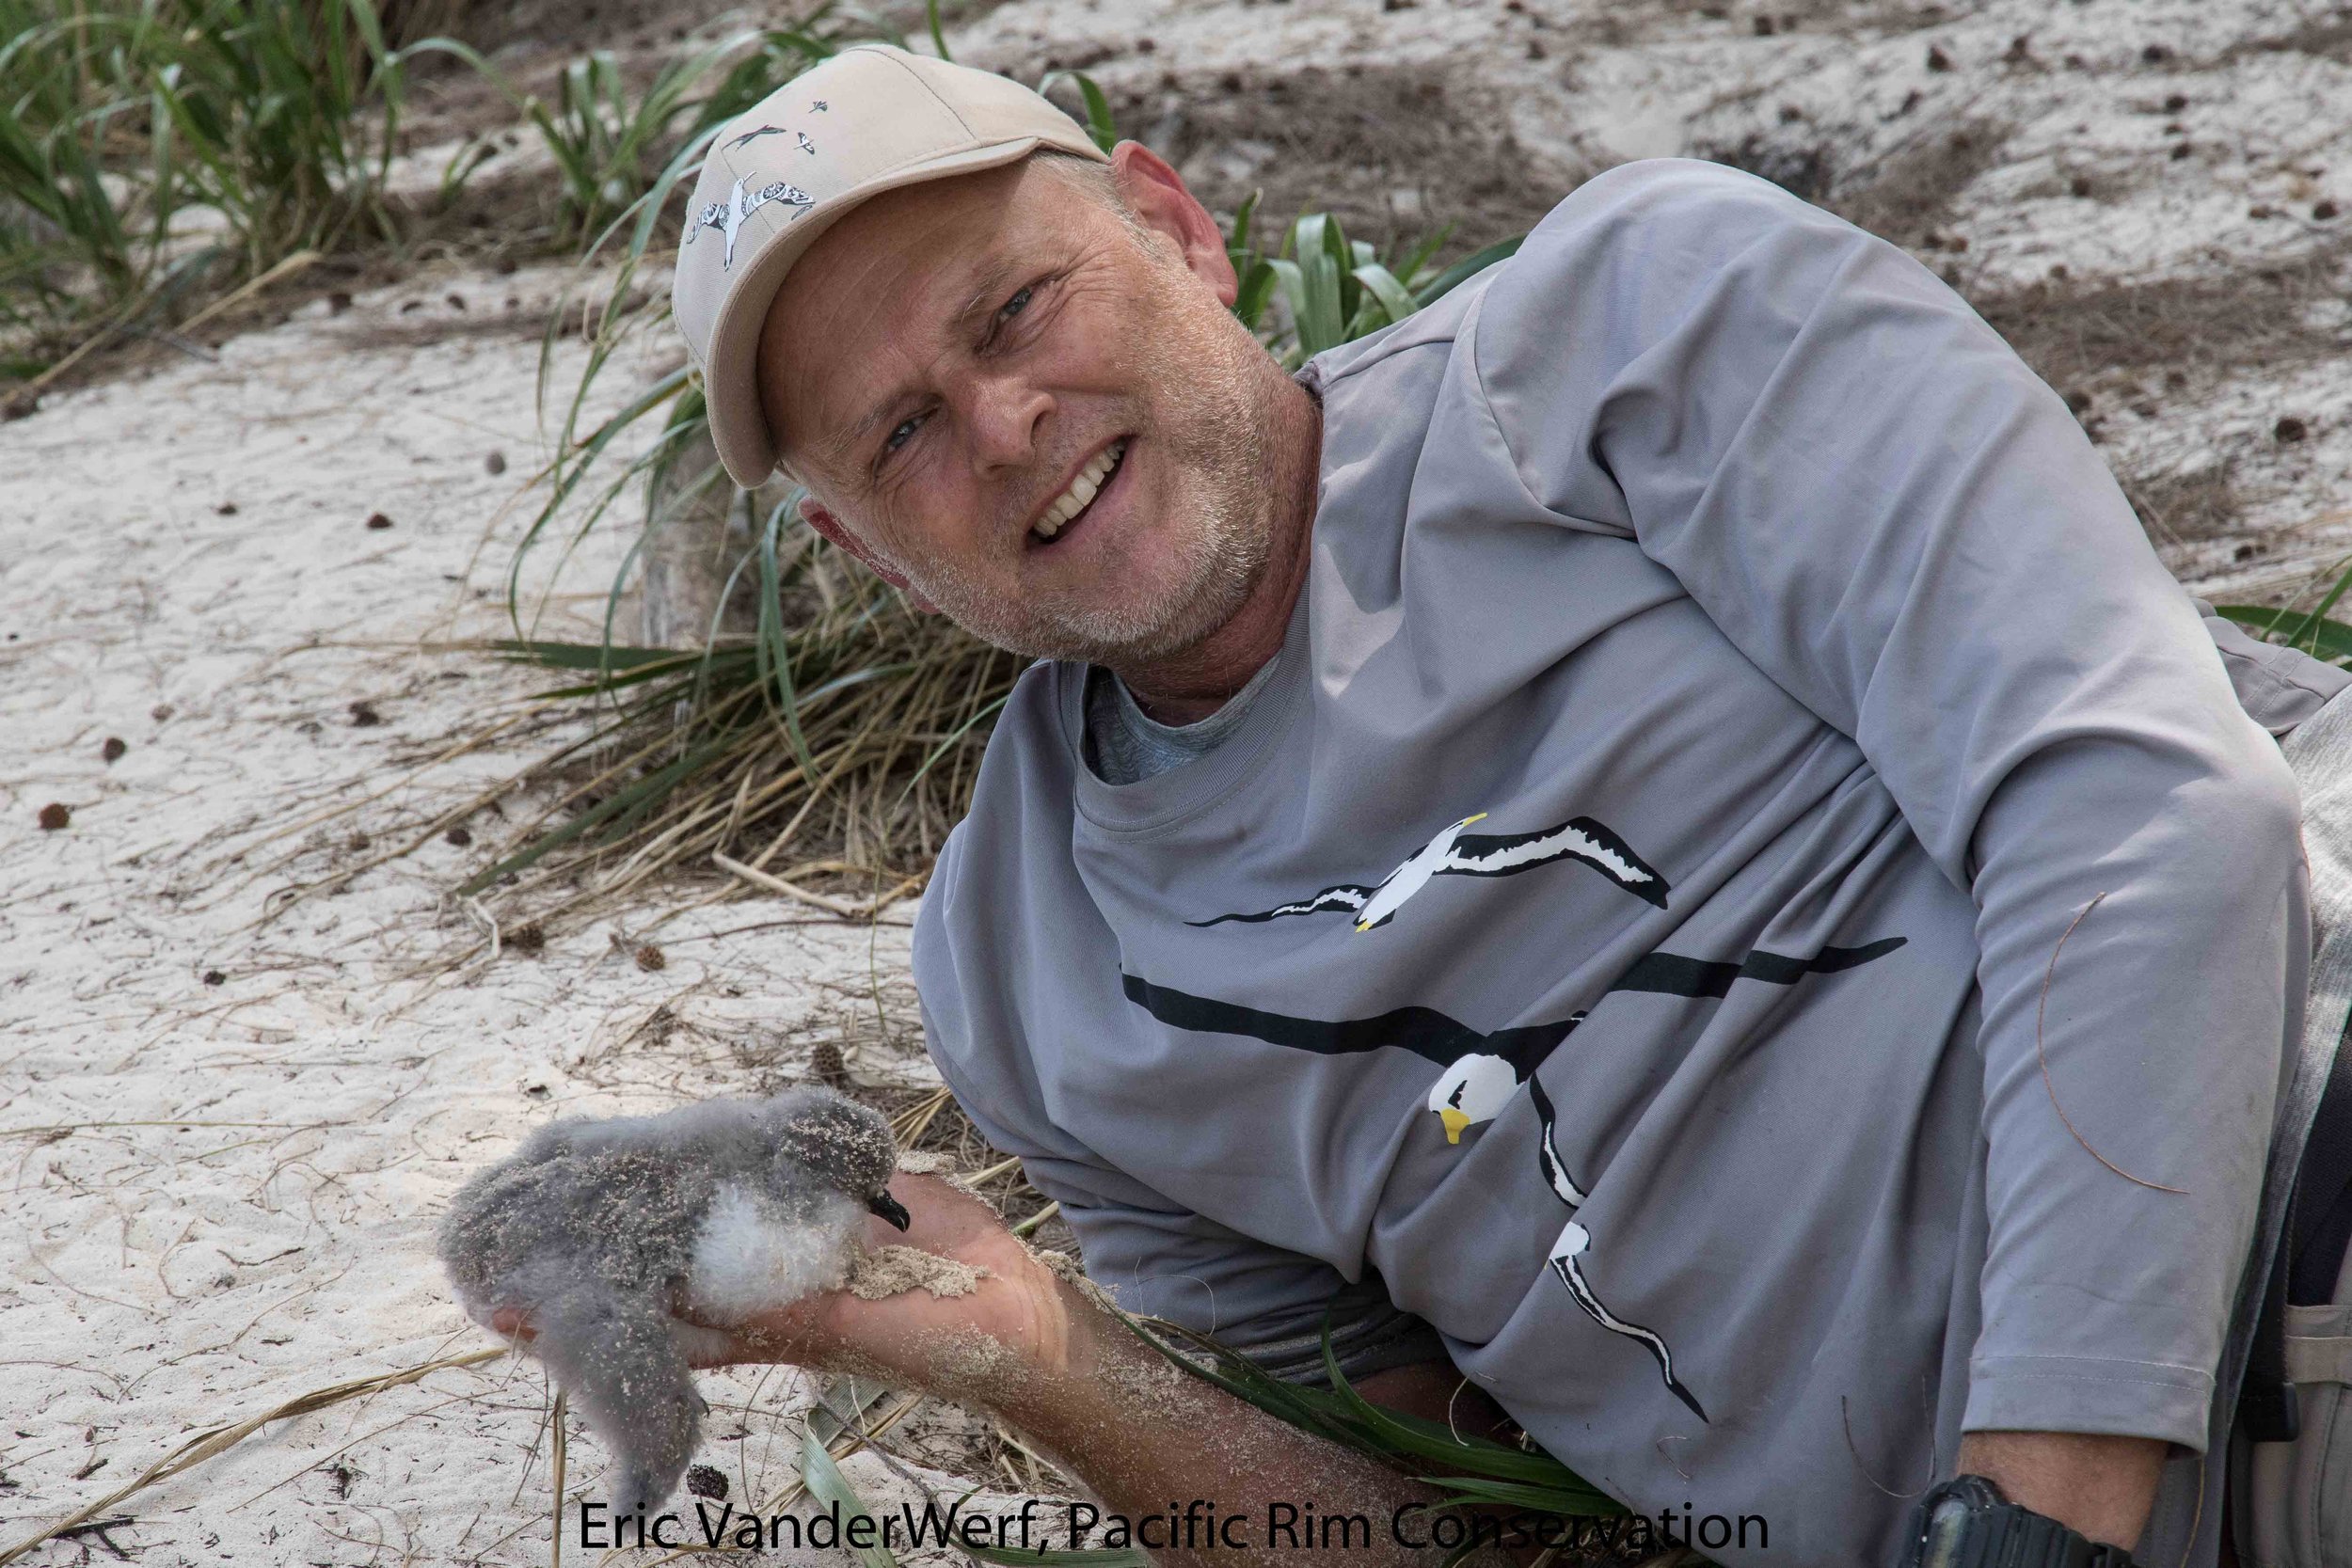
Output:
top-left (1902, 1476), bottom-right (2140, 1568)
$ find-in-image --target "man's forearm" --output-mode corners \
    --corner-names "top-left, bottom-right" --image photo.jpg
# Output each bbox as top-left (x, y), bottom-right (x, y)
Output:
top-left (979, 1277), bottom-right (1454, 1568)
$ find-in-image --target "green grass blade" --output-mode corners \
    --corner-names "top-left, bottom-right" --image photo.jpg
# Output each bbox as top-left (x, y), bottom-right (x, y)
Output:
top-left (1350, 260), bottom-right (1416, 328)
top-left (1037, 68), bottom-right (1118, 151)
top-left (1415, 234), bottom-right (1524, 307)
top-left (2215, 604), bottom-right (2352, 664)
top-left (799, 1422), bottom-right (901, 1568)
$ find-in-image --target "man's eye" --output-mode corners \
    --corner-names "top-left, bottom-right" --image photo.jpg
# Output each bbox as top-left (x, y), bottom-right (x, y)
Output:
top-left (996, 285), bottom-right (1034, 325)
top-left (884, 413), bottom-right (926, 453)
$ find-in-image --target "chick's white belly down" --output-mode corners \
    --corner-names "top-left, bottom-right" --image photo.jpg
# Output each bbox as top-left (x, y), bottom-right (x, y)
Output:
top-left (684, 1180), bottom-right (865, 1324)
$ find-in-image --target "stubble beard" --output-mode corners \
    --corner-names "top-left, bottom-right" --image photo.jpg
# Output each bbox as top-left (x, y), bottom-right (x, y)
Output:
top-left (904, 316), bottom-right (1286, 668)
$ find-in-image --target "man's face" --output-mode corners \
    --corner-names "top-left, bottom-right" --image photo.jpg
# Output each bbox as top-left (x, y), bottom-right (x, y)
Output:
top-left (757, 154), bottom-right (1287, 666)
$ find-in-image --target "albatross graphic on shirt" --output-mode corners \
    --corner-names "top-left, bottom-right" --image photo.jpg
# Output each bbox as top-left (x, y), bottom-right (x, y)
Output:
top-left (1188, 811), bottom-right (1668, 932)
top-left (1122, 933), bottom-right (1906, 1421)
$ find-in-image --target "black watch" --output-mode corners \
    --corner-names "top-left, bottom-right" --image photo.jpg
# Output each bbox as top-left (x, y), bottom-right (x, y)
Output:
top-left (1898, 1476), bottom-right (2141, 1568)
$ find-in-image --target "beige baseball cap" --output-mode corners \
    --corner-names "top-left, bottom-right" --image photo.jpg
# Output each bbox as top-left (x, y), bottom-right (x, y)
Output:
top-left (671, 44), bottom-right (1110, 487)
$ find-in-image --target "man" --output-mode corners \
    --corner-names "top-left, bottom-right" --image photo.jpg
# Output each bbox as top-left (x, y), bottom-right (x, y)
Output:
top-left (645, 43), bottom-right (2351, 1567)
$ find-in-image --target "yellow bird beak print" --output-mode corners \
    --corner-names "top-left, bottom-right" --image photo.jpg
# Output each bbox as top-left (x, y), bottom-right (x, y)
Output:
top-left (1438, 1105), bottom-right (1474, 1144)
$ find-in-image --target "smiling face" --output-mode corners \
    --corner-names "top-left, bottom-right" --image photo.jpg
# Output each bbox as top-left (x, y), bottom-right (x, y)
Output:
top-left (756, 149), bottom-right (1302, 668)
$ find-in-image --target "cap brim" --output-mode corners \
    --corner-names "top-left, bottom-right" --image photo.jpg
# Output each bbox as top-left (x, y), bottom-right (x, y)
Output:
top-left (702, 135), bottom-right (1073, 488)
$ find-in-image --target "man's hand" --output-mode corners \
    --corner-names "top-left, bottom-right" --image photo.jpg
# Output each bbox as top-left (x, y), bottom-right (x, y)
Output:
top-left (1955, 1431), bottom-right (2168, 1553)
top-left (489, 1172), bottom-right (1454, 1565)
top-left (674, 1173), bottom-right (1081, 1402)
top-left (485, 1175), bottom-right (1078, 1409)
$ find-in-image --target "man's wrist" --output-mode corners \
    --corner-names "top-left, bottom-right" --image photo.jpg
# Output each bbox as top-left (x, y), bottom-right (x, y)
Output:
top-left (1951, 1431), bottom-right (2165, 1551)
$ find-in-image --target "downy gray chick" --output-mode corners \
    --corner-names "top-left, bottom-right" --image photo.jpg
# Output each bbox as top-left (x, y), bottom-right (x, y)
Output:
top-left (437, 1087), bottom-right (910, 1514)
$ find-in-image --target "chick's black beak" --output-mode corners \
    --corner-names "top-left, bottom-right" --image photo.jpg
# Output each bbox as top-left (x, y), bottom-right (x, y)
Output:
top-left (867, 1189), bottom-right (912, 1231)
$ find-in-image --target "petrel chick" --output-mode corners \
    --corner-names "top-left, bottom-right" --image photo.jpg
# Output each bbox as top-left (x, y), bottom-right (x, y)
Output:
top-left (437, 1088), bottom-right (910, 1513)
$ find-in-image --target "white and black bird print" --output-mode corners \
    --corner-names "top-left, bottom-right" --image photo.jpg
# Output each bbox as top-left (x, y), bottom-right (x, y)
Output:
top-left (686, 177), bottom-right (815, 267)
top-left (1523, 1075), bottom-right (1707, 1421)
top-left (1190, 811), bottom-right (1668, 932)
top-left (723, 123), bottom-right (789, 150)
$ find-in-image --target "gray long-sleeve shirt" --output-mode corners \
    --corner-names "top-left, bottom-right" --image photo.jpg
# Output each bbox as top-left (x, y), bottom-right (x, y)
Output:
top-left (914, 160), bottom-right (2343, 1564)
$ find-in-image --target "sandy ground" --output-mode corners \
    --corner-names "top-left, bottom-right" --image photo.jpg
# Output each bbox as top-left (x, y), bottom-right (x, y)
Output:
top-left (0, 262), bottom-right (995, 1564)
top-left (6, 0), bottom-right (2352, 1563)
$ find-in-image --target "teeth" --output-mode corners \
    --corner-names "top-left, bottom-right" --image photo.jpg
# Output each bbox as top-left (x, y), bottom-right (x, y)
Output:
top-left (1033, 441), bottom-right (1124, 542)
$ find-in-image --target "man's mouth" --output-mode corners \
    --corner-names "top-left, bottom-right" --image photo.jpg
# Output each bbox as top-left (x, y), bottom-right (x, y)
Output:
top-left (1029, 438), bottom-right (1129, 546)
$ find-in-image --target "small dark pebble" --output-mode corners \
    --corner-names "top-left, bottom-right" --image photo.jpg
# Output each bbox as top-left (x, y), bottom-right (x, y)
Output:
top-left (634, 942), bottom-right (667, 972)
top-left (494, 257), bottom-right (518, 276)
top-left (2317, 200), bottom-right (2341, 221)
top-left (215, 501), bottom-right (238, 515)
top-left (350, 701), bottom-right (383, 727)
top-left (1925, 43), bottom-right (1951, 71)
top-left (2275, 417), bottom-right (2309, 443)
top-left (686, 1465), bottom-right (729, 1501)
top-left (327, 292), bottom-right (354, 314)
top-left (2163, 92), bottom-right (2187, 113)
top-left (445, 293), bottom-right (467, 311)
top-left (2250, 203), bottom-right (2275, 219)
top-left (202, 969), bottom-right (226, 986)
top-left (151, 704), bottom-right (173, 721)
top-left (445, 825), bottom-right (473, 847)
top-left (2235, 543), bottom-right (2262, 562)
top-left (101, 737), bottom-right (126, 764)
top-left (2049, 262), bottom-right (2071, 279)
top-left (38, 802), bottom-right (70, 831)
top-left (485, 451), bottom-right (507, 476)
top-left (1526, 37), bottom-right (1545, 57)
top-left (1755, 14), bottom-right (1775, 35)
top-left (365, 512), bottom-right (392, 530)
top-left (2171, 143), bottom-right (2192, 160)
top-left (2062, 388), bottom-right (2093, 414)
top-left (2069, 176), bottom-right (2093, 198)
top-left (1136, 36), bottom-right (1155, 52)
top-left (2141, 42), bottom-right (2169, 63)
top-left (525, 1083), bottom-right (549, 1099)
top-left (2063, 53), bottom-right (2085, 69)
top-left (510, 922), bottom-right (547, 955)
top-left (399, 300), bottom-right (422, 314)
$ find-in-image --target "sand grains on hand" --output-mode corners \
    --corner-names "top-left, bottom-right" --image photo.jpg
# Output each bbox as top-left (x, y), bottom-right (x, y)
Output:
top-left (848, 1244), bottom-right (988, 1301)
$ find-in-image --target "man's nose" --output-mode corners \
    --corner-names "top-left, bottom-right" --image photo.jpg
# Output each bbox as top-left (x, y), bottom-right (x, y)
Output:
top-left (962, 373), bottom-right (1054, 472)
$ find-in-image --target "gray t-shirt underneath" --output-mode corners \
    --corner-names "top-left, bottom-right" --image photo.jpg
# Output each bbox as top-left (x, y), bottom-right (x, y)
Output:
top-left (915, 161), bottom-right (2345, 1566)
top-left (1083, 657), bottom-right (1279, 785)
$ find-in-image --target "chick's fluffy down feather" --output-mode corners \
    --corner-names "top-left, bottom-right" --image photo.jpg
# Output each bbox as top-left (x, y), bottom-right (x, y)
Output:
top-left (436, 1088), bottom-right (898, 1513)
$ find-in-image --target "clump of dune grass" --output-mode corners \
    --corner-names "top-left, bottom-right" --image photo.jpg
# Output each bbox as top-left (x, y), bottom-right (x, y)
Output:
top-left (0, 0), bottom-right (429, 381)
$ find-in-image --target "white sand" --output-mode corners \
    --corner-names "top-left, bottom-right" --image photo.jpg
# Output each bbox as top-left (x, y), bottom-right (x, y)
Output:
top-left (0, 258), bottom-right (954, 1563)
top-left (6, 0), bottom-right (2350, 1561)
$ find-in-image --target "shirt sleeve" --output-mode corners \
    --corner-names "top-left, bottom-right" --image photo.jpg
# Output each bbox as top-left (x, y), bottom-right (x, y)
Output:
top-left (1472, 159), bottom-right (2308, 1449)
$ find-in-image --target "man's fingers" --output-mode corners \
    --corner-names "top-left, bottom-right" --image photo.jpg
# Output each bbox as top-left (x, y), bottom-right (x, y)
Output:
top-left (488, 1305), bottom-right (535, 1341)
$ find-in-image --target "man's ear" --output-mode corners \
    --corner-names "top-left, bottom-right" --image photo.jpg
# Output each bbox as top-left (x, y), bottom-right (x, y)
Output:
top-left (796, 496), bottom-right (941, 614)
top-left (1108, 141), bottom-right (1239, 307)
